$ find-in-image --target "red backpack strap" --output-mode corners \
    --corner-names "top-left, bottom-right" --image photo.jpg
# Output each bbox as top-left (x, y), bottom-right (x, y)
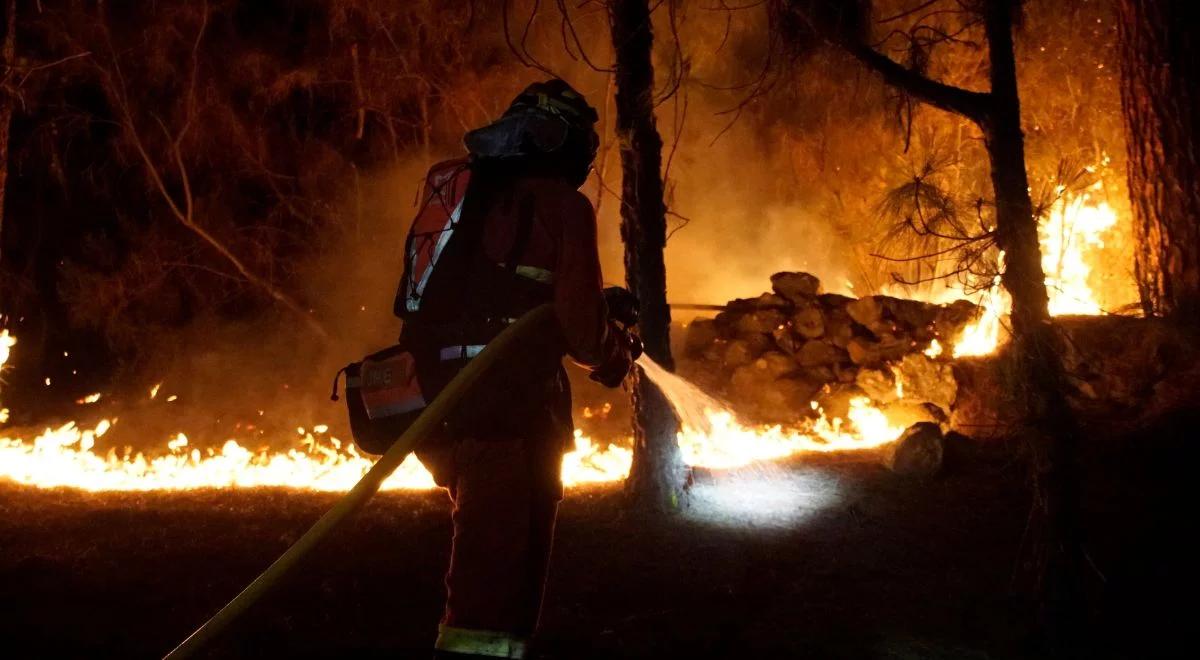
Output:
top-left (395, 160), bottom-right (471, 318)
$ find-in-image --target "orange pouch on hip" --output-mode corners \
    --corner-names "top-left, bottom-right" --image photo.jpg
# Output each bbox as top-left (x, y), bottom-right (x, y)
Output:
top-left (336, 346), bottom-right (428, 455)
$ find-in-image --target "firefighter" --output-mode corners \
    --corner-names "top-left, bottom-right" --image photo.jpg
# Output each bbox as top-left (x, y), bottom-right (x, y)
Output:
top-left (395, 80), bottom-right (638, 659)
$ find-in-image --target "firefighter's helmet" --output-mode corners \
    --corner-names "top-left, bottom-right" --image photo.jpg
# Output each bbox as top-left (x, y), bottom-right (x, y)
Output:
top-left (464, 79), bottom-right (599, 167)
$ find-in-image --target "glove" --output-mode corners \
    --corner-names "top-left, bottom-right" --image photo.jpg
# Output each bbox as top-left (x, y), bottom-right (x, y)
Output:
top-left (603, 286), bottom-right (639, 328)
top-left (589, 325), bottom-right (639, 388)
top-left (625, 329), bottom-right (644, 361)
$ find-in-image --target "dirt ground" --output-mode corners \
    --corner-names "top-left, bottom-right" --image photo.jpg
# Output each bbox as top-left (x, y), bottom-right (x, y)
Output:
top-left (0, 415), bottom-right (1191, 660)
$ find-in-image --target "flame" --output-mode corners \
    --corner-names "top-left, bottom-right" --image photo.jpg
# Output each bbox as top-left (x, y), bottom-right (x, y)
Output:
top-left (677, 398), bottom-right (904, 470)
top-left (1041, 184), bottom-right (1119, 315)
top-left (0, 406), bottom-right (902, 493)
top-left (923, 339), bottom-right (943, 358)
top-left (946, 185), bottom-right (1122, 356)
top-left (0, 182), bottom-right (1131, 494)
top-left (1, 331), bottom-right (908, 493)
top-left (952, 265), bottom-right (1010, 359)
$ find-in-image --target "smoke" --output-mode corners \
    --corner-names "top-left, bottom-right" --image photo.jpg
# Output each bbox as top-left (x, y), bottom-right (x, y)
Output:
top-left (4, 0), bottom-right (1136, 460)
top-left (74, 3), bottom-right (873, 454)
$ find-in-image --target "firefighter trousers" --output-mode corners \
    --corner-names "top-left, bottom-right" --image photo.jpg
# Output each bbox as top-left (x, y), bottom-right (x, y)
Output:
top-left (418, 436), bottom-right (563, 658)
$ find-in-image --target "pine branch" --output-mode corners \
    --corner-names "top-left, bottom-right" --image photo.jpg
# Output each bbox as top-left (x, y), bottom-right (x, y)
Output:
top-left (846, 42), bottom-right (990, 122)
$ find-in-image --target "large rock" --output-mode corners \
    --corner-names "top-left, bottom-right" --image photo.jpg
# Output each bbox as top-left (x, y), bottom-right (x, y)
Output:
top-left (757, 351), bottom-right (799, 379)
top-left (771, 271), bottom-right (822, 303)
top-left (818, 293), bottom-right (855, 308)
top-left (700, 339), bottom-right (728, 365)
top-left (948, 358), bottom-right (1013, 440)
top-left (881, 422), bottom-right (944, 477)
top-left (684, 319), bottom-right (720, 356)
top-left (723, 339), bottom-right (759, 369)
top-left (792, 304), bottom-right (825, 339)
top-left (846, 337), bottom-right (891, 367)
top-left (734, 308), bottom-right (788, 336)
top-left (882, 296), bottom-right (938, 331)
top-left (847, 334), bottom-right (910, 367)
top-left (856, 368), bottom-right (900, 403)
top-left (824, 310), bottom-right (855, 348)
top-left (757, 377), bottom-right (823, 421)
top-left (796, 340), bottom-right (845, 367)
top-left (894, 353), bottom-right (957, 411)
top-left (846, 296), bottom-right (884, 330)
top-left (934, 299), bottom-right (980, 339)
top-left (834, 362), bottom-right (858, 383)
top-left (730, 352), bottom-right (797, 389)
top-left (813, 383), bottom-right (865, 419)
top-left (772, 325), bottom-right (801, 355)
top-left (799, 364), bottom-right (837, 384)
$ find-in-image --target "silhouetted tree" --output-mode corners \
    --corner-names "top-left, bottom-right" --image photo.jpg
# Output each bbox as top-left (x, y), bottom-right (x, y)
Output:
top-left (771, 0), bottom-right (1088, 648)
top-left (1117, 0), bottom-right (1200, 324)
top-left (608, 0), bottom-right (686, 513)
top-left (0, 0), bottom-right (15, 256)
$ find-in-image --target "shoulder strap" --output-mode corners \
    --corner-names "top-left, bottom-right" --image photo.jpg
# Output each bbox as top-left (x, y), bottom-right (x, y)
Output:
top-left (504, 194), bottom-right (537, 278)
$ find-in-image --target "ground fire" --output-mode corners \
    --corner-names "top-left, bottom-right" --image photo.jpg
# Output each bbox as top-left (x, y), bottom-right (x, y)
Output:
top-left (2, 1), bottom-right (1194, 658)
top-left (1, 184), bottom-right (1123, 492)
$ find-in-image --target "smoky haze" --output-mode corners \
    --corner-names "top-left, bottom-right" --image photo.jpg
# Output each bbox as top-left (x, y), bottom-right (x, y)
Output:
top-left (0, 0), bottom-right (1135, 456)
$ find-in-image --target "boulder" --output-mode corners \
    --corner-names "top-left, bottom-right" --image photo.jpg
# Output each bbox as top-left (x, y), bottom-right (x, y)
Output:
top-left (882, 296), bottom-right (938, 330)
top-left (856, 368), bottom-right (900, 403)
top-left (792, 304), bottom-right (825, 339)
top-left (684, 319), bottom-right (720, 356)
top-left (818, 293), bottom-right (855, 309)
top-left (730, 352), bottom-right (797, 390)
top-left (755, 292), bottom-right (791, 308)
top-left (847, 337), bottom-right (884, 367)
top-left (1054, 315), bottom-right (1192, 409)
top-left (834, 362), bottom-right (858, 383)
top-left (757, 351), bottom-right (799, 379)
top-left (881, 422), bottom-right (944, 477)
top-left (734, 308), bottom-right (787, 336)
top-left (770, 271), bottom-right (821, 302)
top-left (799, 364), bottom-right (836, 384)
top-left (894, 353), bottom-right (957, 411)
top-left (772, 325), bottom-right (801, 355)
top-left (701, 339), bottom-right (727, 365)
top-left (797, 340), bottom-right (845, 367)
top-left (730, 363), bottom-right (763, 392)
top-left (813, 383), bottom-right (865, 419)
top-left (723, 339), bottom-right (759, 369)
top-left (846, 296), bottom-right (884, 330)
top-left (847, 334), bottom-right (911, 367)
top-left (757, 377), bottom-right (823, 421)
top-left (824, 311), bottom-right (855, 349)
top-left (948, 357), bottom-right (1013, 440)
top-left (934, 299), bottom-right (980, 338)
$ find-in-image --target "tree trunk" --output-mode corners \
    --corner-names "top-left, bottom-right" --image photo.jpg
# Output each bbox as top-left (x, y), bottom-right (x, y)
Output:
top-left (608, 0), bottom-right (686, 513)
top-left (981, 0), bottom-right (1086, 645)
top-left (1116, 0), bottom-right (1200, 323)
top-left (0, 0), bottom-right (16, 259)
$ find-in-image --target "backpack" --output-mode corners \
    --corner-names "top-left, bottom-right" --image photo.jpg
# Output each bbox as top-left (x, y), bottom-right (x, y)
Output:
top-left (334, 159), bottom-right (550, 454)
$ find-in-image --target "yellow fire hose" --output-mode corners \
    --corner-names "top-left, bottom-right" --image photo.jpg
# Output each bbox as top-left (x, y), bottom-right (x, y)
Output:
top-left (163, 304), bottom-right (554, 660)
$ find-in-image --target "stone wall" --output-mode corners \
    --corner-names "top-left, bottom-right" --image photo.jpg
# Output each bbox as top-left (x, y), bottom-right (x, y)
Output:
top-left (678, 272), bottom-right (977, 428)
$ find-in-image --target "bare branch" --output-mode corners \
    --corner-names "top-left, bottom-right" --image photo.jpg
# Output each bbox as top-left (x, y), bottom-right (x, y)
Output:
top-left (100, 10), bottom-right (328, 341)
top-left (846, 42), bottom-right (990, 122)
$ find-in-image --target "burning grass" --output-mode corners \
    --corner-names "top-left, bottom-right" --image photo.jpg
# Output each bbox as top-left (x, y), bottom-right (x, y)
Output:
top-left (0, 185), bottom-right (1138, 495)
